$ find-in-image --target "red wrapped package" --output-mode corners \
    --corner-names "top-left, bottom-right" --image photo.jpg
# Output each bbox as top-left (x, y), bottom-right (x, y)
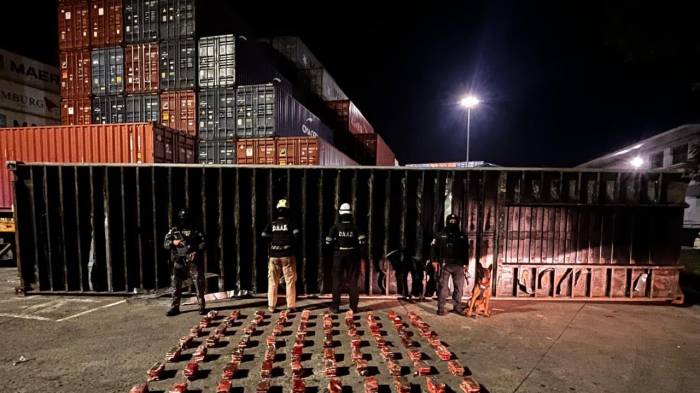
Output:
top-left (130, 383), bottom-right (149, 393)
top-left (193, 345), bottom-right (207, 362)
top-left (393, 377), bottom-right (410, 393)
top-left (217, 379), bottom-right (232, 393)
top-left (168, 382), bottom-right (188, 393)
top-left (199, 317), bottom-right (211, 329)
top-left (324, 338), bottom-right (334, 349)
top-left (413, 361), bottom-right (430, 376)
top-left (255, 310), bottom-right (266, 317)
top-left (292, 343), bottom-right (304, 360)
top-left (261, 359), bottom-right (273, 378)
top-left (429, 337), bottom-right (442, 349)
top-left (222, 362), bottom-right (238, 380)
top-left (388, 310), bottom-right (397, 320)
top-left (324, 359), bottom-right (336, 377)
top-left (351, 337), bottom-right (361, 348)
top-left (355, 358), bottom-right (368, 376)
top-left (232, 348), bottom-right (244, 362)
top-left (147, 362), bottom-right (165, 381)
top-left (207, 310), bottom-right (218, 319)
top-left (387, 360), bottom-right (401, 376)
top-left (183, 361), bottom-right (199, 380)
top-left (266, 335), bottom-right (277, 347)
top-left (379, 346), bottom-right (393, 360)
top-left (291, 359), bottom-right (303, 377)
top-left (215, 324), bottom-right (227, 335)
top-left (426, 377), bottom-right (446, 393)
top-left (328, 378), bottom-right (342, 393)
top-left (293, 378), bottom-right (305, 393)
top-left (364, 376), bottom-right (379, 393)
top-left (347, 327), bottom-right (357, 337)
top-left (256, 379), bottom-right (270, 393)
top-left (419, 329), bottom-right (432, 338)
top-left (206, 333), bottom-right (221, 347)
top-left (255, 315), bottom-right (265, 325)
top-left (272, 324), bottom-right (284, 336)
top-left (301, 309), bottom-right (310, 321)
top-left (351, 348), bottom-right (363, 361)
top-left (436, 346), bottom-right (452, 361)
top-left (448, 360), bottom-right (464, 376)
top-left (179, 335), bottom-right (194, 349)
top-left (166, 346), bottom-right (182, 362)
top-left (244, 326), bottom-right (256, 335)
top-left (189, 326), bottom-right (202, 337)
top-left (228, 310), bottom-right (240, 320)
top-left (460, 377), bottom-right (480, 393)
top-left (401, 337), bottom-right (413, 348)
top-left (280, 310), bottom-right (289, 319)
top-left (408, 351), bottom-right (422, 362)
top-left (323, 348), bottom-right (335, 360)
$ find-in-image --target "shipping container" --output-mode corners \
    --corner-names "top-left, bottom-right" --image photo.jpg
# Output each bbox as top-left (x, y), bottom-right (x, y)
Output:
top-left (159, 0), bottom-right (195, 39)
top-left (0, 79), bottom-right (61, 121)
top-left (125, 43), bottom-right (159, 93)
top-left (124, 0), bottom-right (159, 43)
top-left (326, 100), bottom-right (374, 135)
top-left (236, 37), bottom-right (291, 86)
top-left (0, 108), bottom-right (60, 128)
top-left (61, 98), bottom-right (92, 125)
top-left (198, 34), bottom-right (235, 87)
top-left (270, 36), bottom-right (323, 70)
top-left (235, 82), bottom-right (334, 143)
top-left (90, 0), bottom-right (124, 47)
top-left (126, 93), bottom-right (160, 122)
top-left (92, 95), bottom-right (126, 123)
top-left (357, 133), bottom-right (396, 166)
top-left (160, 38), bottom-right (196, 90)
top-left (91, 47), bottom-right (124, 95)
top-left (198, 87), bottom-right (235, 140)
top-left (307, 68), bottom-right (347, 102)
top-left (199, 139), bottom-right (236, 164)
top-left (0, 123), bottom-right (197, 211)
top-left (275, 137), bottom-right (357, 166)
top-left (60, 50), bottom-right (91, 98)
top-left (235, 138), bottom-right (276, 165)
top-left (161, 90), bottom-right (196, 135)
top-left (0, 49), bottom-right (60, 93)
top-left (58, 0), bottom-right (91, 50)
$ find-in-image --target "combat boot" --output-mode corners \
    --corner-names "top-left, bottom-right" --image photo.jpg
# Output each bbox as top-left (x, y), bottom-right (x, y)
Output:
top-left (437, 308), bottom-right (446, 316)
top-left (166, 307), bottom-right (180, 317)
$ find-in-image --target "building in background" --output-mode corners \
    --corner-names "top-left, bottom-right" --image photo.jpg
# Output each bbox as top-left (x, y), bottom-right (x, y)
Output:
top-left (0, 48), bottom-right (60, 127)
top-left (577, 124), bottom-right (700, 244)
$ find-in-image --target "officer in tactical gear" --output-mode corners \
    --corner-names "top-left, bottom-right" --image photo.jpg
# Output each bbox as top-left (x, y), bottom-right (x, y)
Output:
top-left (262, 199), bottom-right (300, 313)
top-left (431, 213), bottom-right (469, 316)
top-left (326, 203), bottom-right (367, 313)
top-left (165, 208), bottom-right (207, 316)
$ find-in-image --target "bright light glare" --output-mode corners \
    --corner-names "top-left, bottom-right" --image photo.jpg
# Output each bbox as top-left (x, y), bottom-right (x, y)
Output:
top-left (629, 156), bottom-right (644, 169)
top-left (460, 95), bottom-right (480, 108)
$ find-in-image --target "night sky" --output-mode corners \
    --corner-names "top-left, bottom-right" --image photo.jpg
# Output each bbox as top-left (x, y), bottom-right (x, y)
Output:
top-left (5, 1), bottom-right (699, 166)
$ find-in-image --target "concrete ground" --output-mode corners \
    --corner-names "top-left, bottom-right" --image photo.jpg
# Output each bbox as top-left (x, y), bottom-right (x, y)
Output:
top-left (0, 266), bottom-right (698, 393)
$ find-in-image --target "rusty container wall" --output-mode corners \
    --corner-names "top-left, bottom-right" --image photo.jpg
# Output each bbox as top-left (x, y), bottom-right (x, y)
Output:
top-left (58, 0), bottom-right (91, 50)
top-left (236, 138), bottom-right (276, 164)
top-left (356, 133), bottom-right (396, 166)
top-left (125, 43), bottom-right (160, 93)
top-left (90, 0), bottom-right (124, 47)
top-left (60, 50), bottom-right (92, 99)
top-left (8, 166), bottom-right (686, 299)
top-left (275, 137), bottom-right (357, 166)
top-left (61, 98), bottom-right (92, 125)
top-left (326, 100), bottom-right (375, 135)
top-left (0, 123), bottom-right (195, 212)
top-left (160, 90), bottom-right (197, 136)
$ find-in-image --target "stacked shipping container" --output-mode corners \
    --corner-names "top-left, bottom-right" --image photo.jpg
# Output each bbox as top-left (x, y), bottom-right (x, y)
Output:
top-left (59, 0), bottom-right (93, 124)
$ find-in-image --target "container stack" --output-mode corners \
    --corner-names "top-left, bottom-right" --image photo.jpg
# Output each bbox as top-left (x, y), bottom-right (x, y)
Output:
top-left (57, 0), bottom-right (197, 138)
top-left (269, 36), bottom-right (397, 166)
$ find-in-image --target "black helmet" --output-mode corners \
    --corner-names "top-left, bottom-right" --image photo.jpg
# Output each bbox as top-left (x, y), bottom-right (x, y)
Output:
top-left (445, 214), bottom-right (459, 230)
top-left (177, 208), bottom-right (191, 226)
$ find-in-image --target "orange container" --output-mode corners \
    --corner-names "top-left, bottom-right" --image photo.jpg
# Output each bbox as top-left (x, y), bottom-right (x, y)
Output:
top-left (236, 137), bottom-right (357, 166)
top-left (58, 0), bottom-right (91, 50)
top-left (89, 0), bottom-right (124, 47)
top-left (160, 90), bottom-right (197, 136)
top-left (60, 50), bottom-right (92, 98)
top-left (61, 99), bottom-right (92, 125)
top-left (236, 138), bottom-right (276, 165)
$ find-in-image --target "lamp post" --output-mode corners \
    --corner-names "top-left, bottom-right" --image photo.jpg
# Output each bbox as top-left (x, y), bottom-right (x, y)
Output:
top-left (459, 95), bottom-right (480, 164)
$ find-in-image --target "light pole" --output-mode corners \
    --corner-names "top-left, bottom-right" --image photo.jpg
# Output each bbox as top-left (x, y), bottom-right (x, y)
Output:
top-left (460, 95), bottom-right (480, 163)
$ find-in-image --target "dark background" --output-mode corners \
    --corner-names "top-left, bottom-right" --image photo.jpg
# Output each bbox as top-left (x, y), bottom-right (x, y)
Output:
top-left (5, 1), bottom-right (699, 166)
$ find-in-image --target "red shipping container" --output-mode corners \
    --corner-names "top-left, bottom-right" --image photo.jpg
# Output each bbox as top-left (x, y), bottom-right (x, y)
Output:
top-left (236, 138), bottom-right (276, 165)
top-left (61, 99), bottom-right (92, 125)
top-left (125, 43), bottom-right (160, 93)
top-left (0, 123), bottom-right (197, 211)
top-left (356, 134), bottom-right (396, 166)
top-left (58, 0), bottom-right (90, 50)
top-left (90, 0), bottom-right (123, 47)
top-left (161, 90), bottom-right (197, 136)
top-left (60, 50), bottom-right (92, 98)
top-left (327, 100), bottom-right (374, 135)
top-left (275, 137), bottom-right (357, 166)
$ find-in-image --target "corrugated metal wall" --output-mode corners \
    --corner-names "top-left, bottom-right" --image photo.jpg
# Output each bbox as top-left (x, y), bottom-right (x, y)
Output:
top-left (9, 165), bottom-right (685, 300)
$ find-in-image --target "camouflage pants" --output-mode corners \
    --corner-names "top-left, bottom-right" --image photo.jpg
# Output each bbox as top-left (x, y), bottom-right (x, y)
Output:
top-left (171, 258), bottom-right (205, 309)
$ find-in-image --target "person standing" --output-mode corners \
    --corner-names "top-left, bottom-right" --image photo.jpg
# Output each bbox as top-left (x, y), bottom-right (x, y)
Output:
top-left (431, 213), bottom-right (469, 316)
top-left (262, 199), bottom-right (300, 313)
top-left (326, 203), bottom-right (366, 313)
top-left (165, 208), bottom-right (207, 316)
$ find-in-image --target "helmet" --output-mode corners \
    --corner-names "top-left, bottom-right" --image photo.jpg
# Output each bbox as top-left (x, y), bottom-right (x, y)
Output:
top-left (177, 208), bottom-right (191, 226)
top-left (445, 213), bottom-right (459, 229)
top-left (275, 199), bottom-right (289, 217)
top-left (339, 203), bottom-right (352, 215)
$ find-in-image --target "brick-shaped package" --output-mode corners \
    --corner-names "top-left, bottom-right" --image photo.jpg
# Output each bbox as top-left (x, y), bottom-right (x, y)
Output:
top-left (166, 346), bottom-right (182, 362)
top-left (364, 376), bottom-right (379, 393)
top-left (460, 377), bottom-right (481, 393)
top-left (168, 382), bottom-right (188, 393)
top-left (448, 360), bottom-right (464, 376)
top-left (216, 379), bottom-right (232, 393)
top-left (129, 383), bottom-right (149, 393)
top-left (426, 377), bottom-right (446, 393)
top-left (183, 361), bottom-right (199, 380)
top-left (147, 362), bottom-right (165, 381)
